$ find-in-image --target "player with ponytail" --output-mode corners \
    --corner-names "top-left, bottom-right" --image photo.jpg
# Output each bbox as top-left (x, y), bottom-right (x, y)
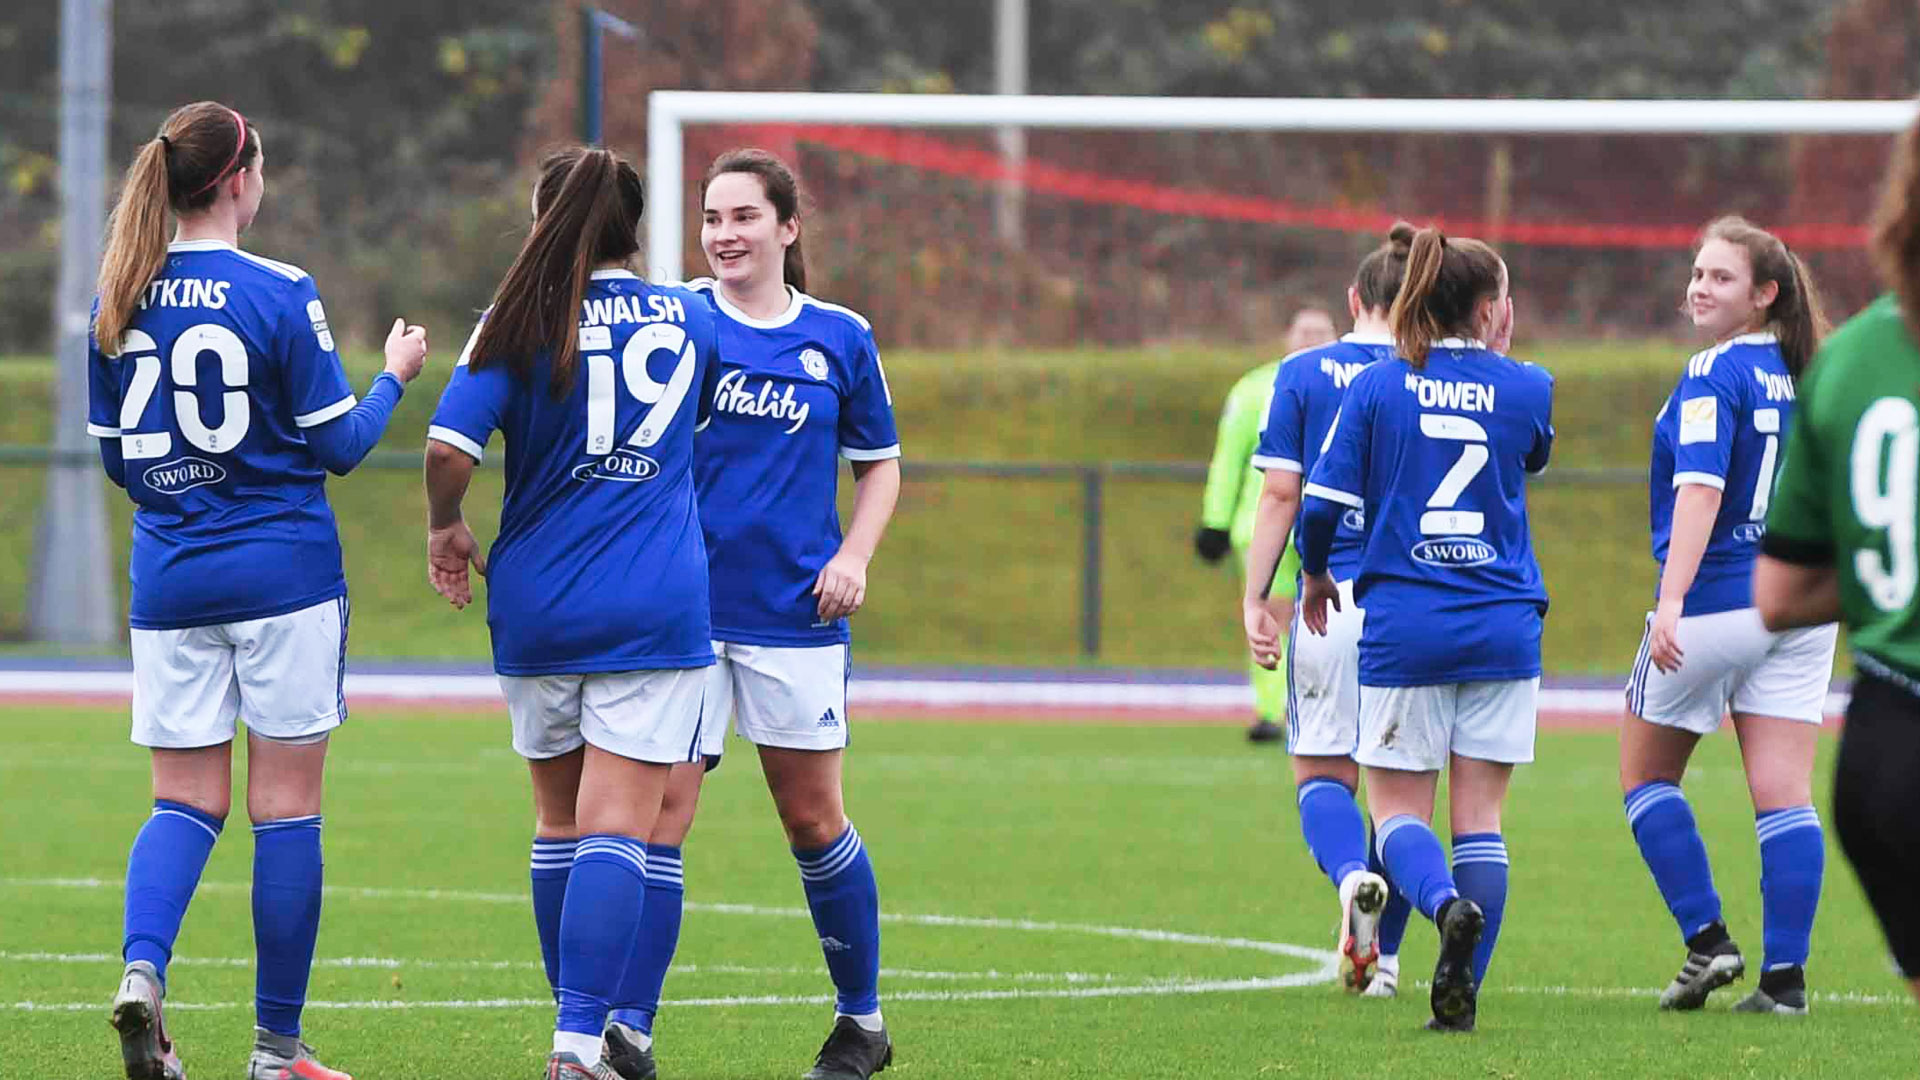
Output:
top-left (93, 100), bottom-right (429, 1080)
top-left (1295, 226), bottom-right (1553, 1033)
top-left (423, 146), bottom-right (724, 1080)
top-left (1620, 216), bottom-right (1838, 1016)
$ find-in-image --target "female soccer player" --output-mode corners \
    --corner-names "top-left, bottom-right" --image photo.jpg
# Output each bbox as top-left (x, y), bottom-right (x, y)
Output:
top-left (89, 101), bottom-right (428, 1080)
top-left (1619, 217), bottom-right (1835, 1016)
top-left (1755, 114), bottom-right (1920, 1010)
top-left (423, 146), bottom-right (722, 1080)
top-left (597, 148), bottom-right (900, 1080)
top-left (1296, 227), bottom-right (1553, 1033)
top-left (1243, 225), bottom-right (1418, 996)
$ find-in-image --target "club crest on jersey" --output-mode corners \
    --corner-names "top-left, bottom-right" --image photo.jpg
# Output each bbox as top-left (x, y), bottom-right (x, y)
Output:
top-left (142, 456), bottom-right (226, 495)
top-left (1342, 508), bottom-right (1366, 531)
top-left (800, 348), bottom-right (829, 381)
top-left (572, 447), bottom-right (661, 484)
top-left (1410, 537), bottom-right (1497, 568)
top-left (714, 369), bottom-right (810, 434)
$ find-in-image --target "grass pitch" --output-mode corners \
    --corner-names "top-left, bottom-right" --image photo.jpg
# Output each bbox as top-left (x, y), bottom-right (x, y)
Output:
top-left (1, 705), bottom-right (1913, 1079)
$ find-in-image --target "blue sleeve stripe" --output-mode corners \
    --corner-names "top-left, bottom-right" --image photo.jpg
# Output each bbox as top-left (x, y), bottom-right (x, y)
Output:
top-left (840, 443), bottom-right (901, 461)
top-left (1671, 470), bottom-right (1726, 491)
top-left (1302, 482), bottom-right (1363, 509)
top-left (1251, 454), bottom-right (1300, 473)
top-left (427, 424), bottom-right (486, 461)
top-left (294, 394), bottom-right (357, 428)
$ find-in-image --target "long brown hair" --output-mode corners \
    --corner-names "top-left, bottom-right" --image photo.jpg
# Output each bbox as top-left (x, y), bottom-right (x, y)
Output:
top-left (95, 101), bottom-right (259, 356)
top-left (701, 148), bottom-right (807, 293)
top-left (1872, 113), bottom-right (1920, 338)
top-left (468, 146), bottom-right (645, 397)
top-left (1696, 215), bottom-right (1829, 380)
top-left (1354, 221), bottom-right (1417, 312)
top-left (1388, 227), bottom-right (1505, 367)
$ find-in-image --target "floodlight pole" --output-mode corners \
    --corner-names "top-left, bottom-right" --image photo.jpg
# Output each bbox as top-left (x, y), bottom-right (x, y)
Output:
top-left (579, 5), bottom-right (641, 145)
top-left (29, 0), bottom-right (116, 646)
top-left (994, 0), bottom-right (1027, 249)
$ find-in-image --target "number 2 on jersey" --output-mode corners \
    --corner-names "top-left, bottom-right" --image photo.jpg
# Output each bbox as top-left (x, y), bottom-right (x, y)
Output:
top-left (117, 324), bottom-right (252, 461)
top-left (583, 323), bottom-right (697, 454)
top-left (1419, 412), bottom-right (1489, 536)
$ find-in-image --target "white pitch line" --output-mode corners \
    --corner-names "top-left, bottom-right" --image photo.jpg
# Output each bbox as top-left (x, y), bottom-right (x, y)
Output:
top-left (0, 952), bottom-right (1137, 984)
top-left (1, 879), bottom-right (1334, 964)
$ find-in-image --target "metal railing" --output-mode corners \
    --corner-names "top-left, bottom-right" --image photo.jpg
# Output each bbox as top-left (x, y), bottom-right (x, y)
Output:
top-left (2, 444), bottom-right (1642, 658)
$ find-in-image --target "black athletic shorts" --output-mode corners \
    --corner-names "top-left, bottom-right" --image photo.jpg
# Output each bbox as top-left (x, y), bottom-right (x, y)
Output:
top-left (1834, 668), bottom-right (1920, 979)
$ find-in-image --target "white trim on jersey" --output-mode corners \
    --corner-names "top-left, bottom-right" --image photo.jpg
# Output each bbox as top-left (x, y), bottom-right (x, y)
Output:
top-left (798, 294), bottom-right (874, 331)
top-left (1672, 470), bottom-right (1727, 490)
top-left (294, 394), bottom-right (357, 429)
top-left (165, 239), bottom-right (309, 282)
top-left (1303, 481), bottom-right (1363, 509)
top-left (455, 320), bottom-right (483, 368)
top-left (708, 285), bottom-right (805, 329)
top-left (87, 422), bottom-right (120, 439)
top-left (427, 425), bottom-right (486, 462)
top-left (1435, 337), bottom-right (1487, 349)
top-left (1250, 453), bottom-right (1301, 473)
top-left (1341, 332), bottom-right (1395, 345)
top-left (840, 443), bottom-right (901, 462)
top-left (589, 268), bottom-right (640, 280)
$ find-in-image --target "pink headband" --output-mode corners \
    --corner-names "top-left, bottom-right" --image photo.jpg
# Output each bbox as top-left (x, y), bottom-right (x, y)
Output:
top-left (187, 108), bottom-right (249, 198)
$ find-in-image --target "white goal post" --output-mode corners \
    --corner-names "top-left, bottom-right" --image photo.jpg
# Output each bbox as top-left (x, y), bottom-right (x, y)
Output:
top-left (645, 91), bottom-right (1918, 282)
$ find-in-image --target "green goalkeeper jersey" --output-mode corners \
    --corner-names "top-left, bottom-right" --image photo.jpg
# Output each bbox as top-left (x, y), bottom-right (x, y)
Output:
top-left (1764, 294), bottom-right (1920, 675)
top-left (1201, 360), bottom-right (1279, 551)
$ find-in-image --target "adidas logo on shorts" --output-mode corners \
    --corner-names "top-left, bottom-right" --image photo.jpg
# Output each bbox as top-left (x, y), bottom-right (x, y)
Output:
top-left (817, 708), bottom-right (840, 729)
top-left (820, 935), bottom-right (852, 952)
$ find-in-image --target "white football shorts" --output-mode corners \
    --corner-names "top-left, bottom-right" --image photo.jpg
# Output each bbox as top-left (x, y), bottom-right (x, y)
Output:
top-left (500, 666), bottom-right (708, 764)
top-left (1287, 578), bottom-right (1363, 757)
top-left (1626, 606), bottom-right (1838, 733)
top-left (1356, 678), bottom-right (1540, 772)
top-left (698, 641), bottom-right (851, 758)
top-left (130, 596), bottom-right (348, 749)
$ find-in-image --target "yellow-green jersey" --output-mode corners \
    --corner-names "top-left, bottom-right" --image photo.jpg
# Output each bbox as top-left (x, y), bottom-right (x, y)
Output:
top-left (1202, 360), bottom-right (1280, 551)
top-left (1764, 294), bottom-right (1920, 676)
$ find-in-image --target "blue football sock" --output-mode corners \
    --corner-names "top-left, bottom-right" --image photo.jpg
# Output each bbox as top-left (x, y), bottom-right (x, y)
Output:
top-left (1376, 815), bottom-right (1457, 922)
top-left (1624, 781), bottom-right (1723, 944)
top-left (1296, 778), bottom-right (1370, 889)
top-left (1369, 826), bottom-right (1412, 956)
top-left (556, 834), bottom-right (648, 1042)
top-left (123, 800), bottom-right (225, 986)
top-left (530, 837), bottom-right (576, 998)
top-left (1451, 832), bottom-right (1509, 987)
top-left (252, 815), bottom-right (324, 1037)
top-left (1755, 806), bottom-right (1824, 971)
top-left (610, 845), bottom-right (684, 1035)
top-left (795, 824), bottom-right (881, 1017)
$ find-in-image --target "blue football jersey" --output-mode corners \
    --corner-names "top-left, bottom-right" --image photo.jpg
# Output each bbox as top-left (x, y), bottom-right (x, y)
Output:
top-left (1251, 333), bottom-right (1396, 581)
top-left (428, 270), bottom-right (722, 675)
top-left (686, 281), bottom-right (901, 647)
top-left (1647, 332), bottom-right (1796, 616)
top-left (1304, 339), bottom-right (1555, 686)
top-left (86, 240), bottom-right (361, 629)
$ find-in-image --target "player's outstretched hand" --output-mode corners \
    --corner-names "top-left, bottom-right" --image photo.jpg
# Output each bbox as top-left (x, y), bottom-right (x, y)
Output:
top-left (384, 317), bottom-right (429, 384)
top-left (1299, 571), bottom-right (1340, 637)
top-left (814, 549), bottom-right (868, 622)
top-left (1649, 598), bottom-right (1686, 673)
top-left (428, 519), bottom-right (487, 610)
top-left (1243, 596), bottom-right (1284, 670)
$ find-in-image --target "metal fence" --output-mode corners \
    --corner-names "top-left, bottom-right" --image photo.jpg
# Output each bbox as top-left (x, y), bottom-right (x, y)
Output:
top-left (3, 444), bottom-right (1642, 660)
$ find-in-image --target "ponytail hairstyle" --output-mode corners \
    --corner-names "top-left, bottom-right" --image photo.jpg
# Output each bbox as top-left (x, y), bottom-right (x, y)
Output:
top-left (468, 146), bottom-right (645, 398)
top-left (1353, 221), bottom-right (1417, 313)
top-left (95, 101), bottom-right (259, 356)
top-left (1871, 108), bottom-right (1920, 339)
top-left (1387, 227), bottom-right (1505, 368)
top-left (700, 148), bottom-right (808, 293)
top-left (1697, 215), bottom-right (1831, 380)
